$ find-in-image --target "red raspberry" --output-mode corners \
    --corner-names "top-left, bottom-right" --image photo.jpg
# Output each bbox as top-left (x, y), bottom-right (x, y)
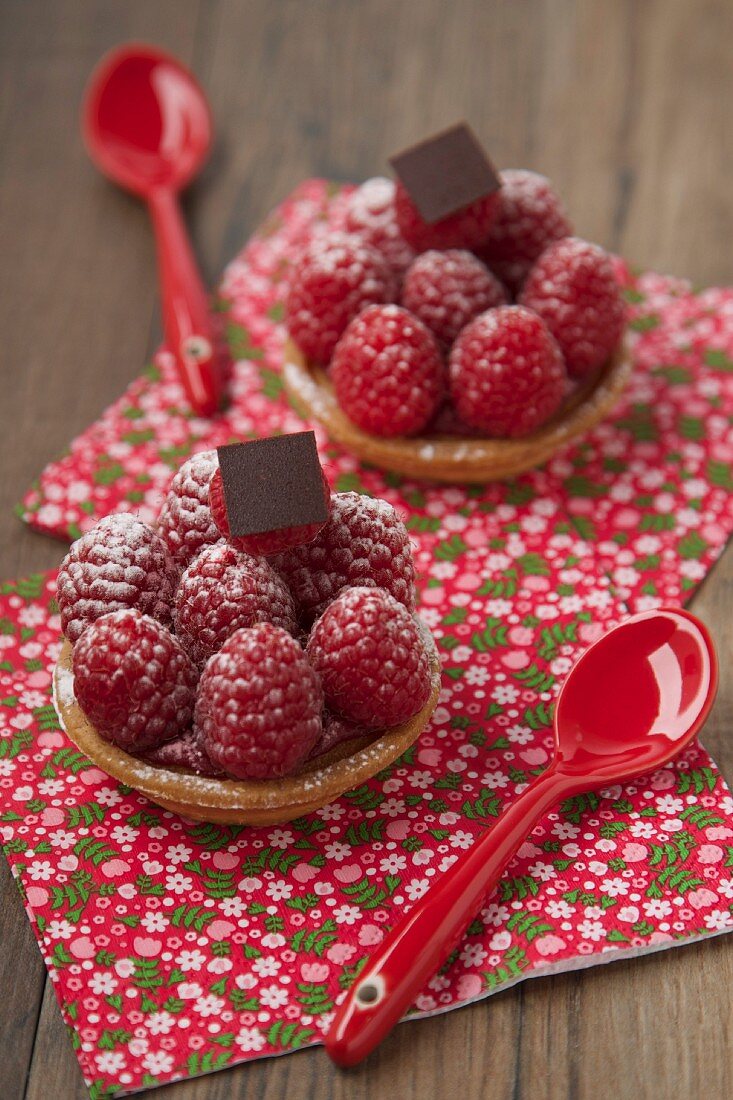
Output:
top-left (401, 250), bottom-right (507, 348)
top-left (307, 587), bottom-right (431, 729)
top-left (476, 169), bottom-right (572, 294)
top-left (331, 304), bottom-right (443, 438)
top-left (272, 492), bottom-right (416, 625)
top-left (519, 237), bottom-right (625, 378)
top-left (58, 513), bottom-right (179, 644)
top-left (174, 542), bottom-right (298, 665)
top-left (208, 466), bottom-right (332, 555)
top-left (158, 450), bottom-right (220, 567)
top-left (343, 177), bottom-right (416, 279)
top-left (142, 727), bottom-right (224, 777)
top-left (449, 305), bottom-right (567, 437)
top-left (394, 179), bottom-right (500, 252)
top-left (286, 231), bottom-right (397, 363)
top-left (73, 609), bottom-right (198, 752)
top-left (195, 624), bottom-right (323, 779)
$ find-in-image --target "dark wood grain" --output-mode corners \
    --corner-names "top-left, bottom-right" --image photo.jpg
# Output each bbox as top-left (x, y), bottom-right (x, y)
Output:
top-left (1, 1), bottom-right (732, 1098)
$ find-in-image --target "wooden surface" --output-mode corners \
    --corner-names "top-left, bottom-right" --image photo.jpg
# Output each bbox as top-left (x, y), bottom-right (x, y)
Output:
top-left (1, 1), bottom-right (732, 1097)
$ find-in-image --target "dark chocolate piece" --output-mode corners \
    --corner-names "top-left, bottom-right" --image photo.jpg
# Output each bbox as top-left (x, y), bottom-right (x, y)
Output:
top-left (216, 432), bottom-right (328, 538)
top-left (389, 122), bottom-right (500, 224)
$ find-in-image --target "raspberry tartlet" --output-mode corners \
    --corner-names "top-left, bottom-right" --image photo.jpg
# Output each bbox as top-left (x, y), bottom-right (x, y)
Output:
top-left (53, 435), bottom-right (440, 825)
top-left (284, 127), bottom-right (630, 482)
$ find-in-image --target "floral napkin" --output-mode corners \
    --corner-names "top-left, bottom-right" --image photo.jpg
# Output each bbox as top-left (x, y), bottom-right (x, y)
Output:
top-left (1, 179), bottom-right (732, 1097)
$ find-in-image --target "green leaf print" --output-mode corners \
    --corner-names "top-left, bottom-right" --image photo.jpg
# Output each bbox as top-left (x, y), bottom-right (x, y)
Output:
top-left (264, 1020), bottom-right (315, 1051)
top-left (677, 766), bottom-right (717, 794)
top-left (703, 348), bottom-right (733, 372)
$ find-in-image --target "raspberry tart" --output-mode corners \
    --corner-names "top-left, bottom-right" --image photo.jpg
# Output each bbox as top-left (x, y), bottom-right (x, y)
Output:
top-left (284, 125), bottom-right (630, 483)
top-left (53, 434), bottom-right (440, 825)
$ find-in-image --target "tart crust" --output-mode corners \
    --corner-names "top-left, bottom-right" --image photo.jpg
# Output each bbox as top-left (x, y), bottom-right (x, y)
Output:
top-left (53, 626), bottom-right (441, 827)
top-left (283, 337), bottom-right (631, 483)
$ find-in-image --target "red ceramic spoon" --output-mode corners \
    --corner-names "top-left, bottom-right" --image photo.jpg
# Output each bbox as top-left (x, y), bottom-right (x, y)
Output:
top-left (83, 43), bottom-right (224, 416)
top-left (325, 607), bottom-right (718, 1067)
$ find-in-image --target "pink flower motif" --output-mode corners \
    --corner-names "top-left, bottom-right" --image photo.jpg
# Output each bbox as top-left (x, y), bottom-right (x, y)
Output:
top-left (212, 851), bottom-right (239, 870)
top-left (534, 934), bottom-right (566, 957)
top-left (100, 858), bottom-right (130, 878)
top-left (698, 844), bottom-right (724, 864)
top-left (357, 924), bottom-right (384, 947)
top-left (326, 942), bottom-right (356, 965)
top-left (385, 820), bottom-right (410, 841)
top-left (301, 962), bottom-right (330, 982)
top-left (508, 626), bottom-right (534, 646)
top-left (133, 937), bottom-right (162, 958)
top-left (687, 888), bottom-right (719, 910)
top-left (621, 842), bottom-right (648, 863)
top-left (456, 973), bottom-right (483, 999)
top-left (650, 770), bottom-right (676, 791)
top-left (292, 863), bottom-right (319, 884)
top-left (207, 920), bottom-right (236, 941)
top-left (334, 865), bottom-right (362, 884)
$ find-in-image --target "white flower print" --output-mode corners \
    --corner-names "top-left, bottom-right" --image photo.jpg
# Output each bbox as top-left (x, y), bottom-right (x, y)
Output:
top-left (110, 825), bottom-right (139, 845)
top-left (656, 794), bottom-right (684, 816)
top-left (266, 879), bottom-right (293, 901)
top-left (482, 770), bottom-right (509, 789)
top-left (252, 955), bottom-right (280, 977)
top-left (405, 878), bottom-right (430, 901)
top-left (194, 994), bottom-right (226, 1017)
top-left (449, 831), bottom-right (474, 850)
top-left (317, 803), bottom-right (346, 821)
top-left (145, 1011), bottom-right (176, 1036)
top-left (141, 912), bottom-right (169, 933)
top-left (323, 842), bottom-right (351, 862)
top-left (546, 899), bottom-right (575, 920)
top-left (465, 666), bottom-right (491, 687)
top-left (165, 873), bottom-right (193, 895)
top-left (259, 984), bottom-right (289, 1009)
top-left (552, 822), bottom-right (579, 840)
top-left (96, 787), bottom-right (123, 807)
top-left (379, 798), bottom-right (406, 818)
top-left (236, 1026), bottom-right (266, 1052)
top-left (507, 724), bottom-right (533, 745)
top-left (37, 779), bottom-right (65, 797)
top-left (221, 896), bottom-right (246, 918)
top-left (142, 1051), bottom-right (174, 1076)
top-left (704, 909), bottom-right (733, 931)
top-left (27, 860), bottom-right (53, 882)
top-left (380, 854), bottom-right (407, 874)
top-left (629, 820), bottom-right (656, 838)
top-left (492, 683), bottom-right (519, 705)
top-left (96, 1052), bottom-right (126, 1074)
top-left (89, 972), bottom-right (118, 996)
top-left (268, 829), bottom-right (295, 850)
top-left (48, 829), bottom-right (76, 850)
top-left (176, 949), bottom-right (206, 972)
top-left (577, 919), bottom-right (605, 942)
top-left (528, 862), bottom-right (556, 882)
top-left (643, 899), bottom-right (673, 919)
top-left (165, 844), bottom-right (192, 864)
top-left (600, 877), bottom-right (629, 897)
top-left (333, 905), bottom-right (361, 925)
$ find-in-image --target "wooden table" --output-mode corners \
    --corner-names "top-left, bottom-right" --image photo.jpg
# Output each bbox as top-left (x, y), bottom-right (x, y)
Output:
top-left (2, 1), bottom-right (732, 1097)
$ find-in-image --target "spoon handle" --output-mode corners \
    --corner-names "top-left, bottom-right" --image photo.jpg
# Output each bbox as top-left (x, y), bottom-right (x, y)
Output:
top-left (147, 188), bottom-right (223, 417)
top-left (325, 767), bottom-right (570, 1066)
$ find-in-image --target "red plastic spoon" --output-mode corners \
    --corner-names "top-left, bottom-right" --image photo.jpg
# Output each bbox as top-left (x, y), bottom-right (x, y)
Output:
top-left (83, 43), bottom-right (224, 416)
top-left (325, 607), bottom-right (718, 1067)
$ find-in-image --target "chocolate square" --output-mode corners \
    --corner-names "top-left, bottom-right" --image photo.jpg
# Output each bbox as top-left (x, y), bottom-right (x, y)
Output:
top-left (216, 432), bottom-right (328, 538)
top-left (389, 122), bottom-right (500, 224)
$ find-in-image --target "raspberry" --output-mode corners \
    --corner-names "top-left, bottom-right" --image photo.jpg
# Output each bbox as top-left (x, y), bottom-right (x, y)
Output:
top-left (208, 466), bottom-right (332, 555)
top-left (142, 728), bottom-right (224, 777)
top-left (519, 237), bottom-right (625, 378)
top-left (343, 178), bottom-right (416, 279)
top-left (174, 542), bottom-right (298, 665)
top-left (401, 250), bottom-right (507, 348)
top-left (272, 492), bottom-right (416, 625)
top-left (195, 624), bottom-right (323, 779)
top-left (308, 710), bottom-right (371, 761)
top-left (331, 304), bottom-right (443, 437)
top-left (449, 305), bottom-right (567, 437)
top-left (58, 513), bottom-right (179, 644)
top-left (394, 179), bottom-right (500, 252)
top-left (286, 231), bottom-right (397, 364)
top-left (158, 450), bottom-right (220, 567)
top-left (73, 610), bottom-right (198, 752)
top-left (307, 587), bottom-right (431, 729)
top-left (476, 169), bottom-right (572, 294)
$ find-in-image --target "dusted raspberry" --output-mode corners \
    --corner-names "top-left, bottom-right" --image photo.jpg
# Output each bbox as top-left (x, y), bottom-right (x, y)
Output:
top-left (307, 710), bottom-right (372, 760)
top-left (307, 587), bottom-right (432, 729)
top-left (519, 236), bottom-right (625, 378)
top-left (343, 177), bottom-right (416, 279)
top-left (401, 250), bottom-right (507, 348)
top-left (331, 304), bottom-right (443, 438)
top-left (285, 231), bottom-right (397, 363)
top-left (449, 305), bottom-right (567, 437)
top-left (158, 450), bottom-right (220, 567)
top-left (58, 513), bottom-right (179, 644)
top-left (195, 624), bottom-right (323, 779)
top-left (174, 542), bottom-right (298, 665)
top-left (272, 492), bottom-right (416, 625)
top-left (209, 465), bottom-right (332, 555)
top-left (476, 169), bottom-right (572, 294)
top-left (73, 609), bottom-right (198, 752)
top-left (394, 179), bottom-right (500, 252)
top-left (142, 727), bottom-right (224, 777)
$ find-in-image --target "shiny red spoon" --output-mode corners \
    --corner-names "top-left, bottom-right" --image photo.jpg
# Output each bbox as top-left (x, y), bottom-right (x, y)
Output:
top-left (83, 43), bottom-right (224, 416)
top-left (325, 607), bottom-right (718, 1067)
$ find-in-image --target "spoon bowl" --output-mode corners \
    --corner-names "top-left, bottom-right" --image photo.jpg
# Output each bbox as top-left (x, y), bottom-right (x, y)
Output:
top-left (554, 608), bottom-right (717, 782)
top-left (83, 43), bottom-right (211, 195)
top-left (325, 607), bottom-right (718, 1066)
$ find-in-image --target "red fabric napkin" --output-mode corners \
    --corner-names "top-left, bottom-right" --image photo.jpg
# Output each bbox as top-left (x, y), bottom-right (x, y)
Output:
top-left (1, 180), bottom-right (731, 1096)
